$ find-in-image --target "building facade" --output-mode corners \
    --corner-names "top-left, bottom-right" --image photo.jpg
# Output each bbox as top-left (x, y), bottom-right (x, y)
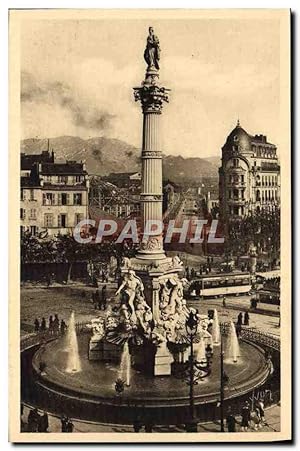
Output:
top-left (219, 121), bottom-right (280, 221)
top-left (89, 176), bottom-right (141, 219)
top-left (21, 154), bottom-right (89, 237)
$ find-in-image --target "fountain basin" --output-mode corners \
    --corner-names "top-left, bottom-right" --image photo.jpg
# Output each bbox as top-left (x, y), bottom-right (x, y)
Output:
top-left (32, 332), bottom-right (270, 414)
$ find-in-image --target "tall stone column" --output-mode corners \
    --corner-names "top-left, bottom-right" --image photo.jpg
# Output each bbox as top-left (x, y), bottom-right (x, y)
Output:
top-left (134, 69), bottom-right (170, 260)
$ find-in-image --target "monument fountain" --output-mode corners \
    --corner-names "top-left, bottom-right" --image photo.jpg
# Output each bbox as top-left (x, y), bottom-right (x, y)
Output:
top-left (27, 28), bottom-right (272, 425)
top-left (86, 25), bottom-right (204, 378)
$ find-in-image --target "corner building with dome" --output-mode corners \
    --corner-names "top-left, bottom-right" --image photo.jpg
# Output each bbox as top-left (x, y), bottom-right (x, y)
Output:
top-left (219, 121), bottom-right (280, 221)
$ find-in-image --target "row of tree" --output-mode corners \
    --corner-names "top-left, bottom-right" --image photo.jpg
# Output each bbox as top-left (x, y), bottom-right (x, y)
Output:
top-left (21, 232), bottom-right (138, 282)
top-left (226, 207), bottom-right (280, 258)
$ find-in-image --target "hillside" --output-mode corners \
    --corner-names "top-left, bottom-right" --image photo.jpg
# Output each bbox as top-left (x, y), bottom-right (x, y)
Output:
top-left (21, 136), bottom-right (219, 181)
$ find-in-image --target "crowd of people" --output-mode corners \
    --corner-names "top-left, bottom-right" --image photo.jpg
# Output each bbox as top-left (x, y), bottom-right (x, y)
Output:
top-left (34, 314), bottom-right (67, 335)
top-left (226, 399), bottom-right (265, 432)
top-left (235, 311), bottom-right (250, 336)
top-left (21, 405), bottom-right (75, 433)
top-left (92, 285), bottom-right (107, 310)
top-left (21, 405), bottom-right (49, 432)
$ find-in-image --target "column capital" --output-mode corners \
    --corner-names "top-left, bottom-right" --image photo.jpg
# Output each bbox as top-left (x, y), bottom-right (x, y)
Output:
top-left (133, 84), bottom-right (170, 113)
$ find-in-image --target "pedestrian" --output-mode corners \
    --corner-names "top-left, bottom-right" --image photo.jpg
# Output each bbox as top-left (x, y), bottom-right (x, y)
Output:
top-left (222, 296), bottom-right (226, 308)
top-left (236, 322), bottom-right (242, 337)
top-left (186, 267), bottom-right (190, 280)
top-left (38, 411), bottom-right (49, 432)
top-left (244, 311), bottom-right (250, 326)
top-left (60, 414), bottom-right (68, 432)
top-left (226, 406), bottom-right (236, 432)
top-left (257, 398), bottom-right (265, 423)
top-left (251, 407), bottom-right (261, 430)
top-left (41, 317), bottom-right (46, 331)
top-left (133, 419), bottom-right (142, 432)
top-left (241, 401), bottom-right (251, 431)
top-left (49, 315), bottom-right (54, 333)
top-left (237, 312), bottom-right (243, 325)
top-left (66, 419), bottom-right (74, 432)
top-left (53, 314), bottom-right (59, 333)
top-left (92, 291), bottom-right (97, 309)
top-left (145, 421), bottom-right (154, 432)
top-left (27, 408), bottom-right (40, 432)
top-left (60, 319), bottom-right (67, 335)
top-left (93, 290), bottom-right (100, 310)
top-left (101, 285), bottom-right (107, 310)
top-left (34, 318), bottom-right (40, 332)
top-left (47, 272), bottom-right (54, 288)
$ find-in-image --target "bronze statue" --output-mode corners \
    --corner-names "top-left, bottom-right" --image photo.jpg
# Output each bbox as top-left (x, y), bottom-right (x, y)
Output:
top-left (144, 27), bottom-right (160, 70)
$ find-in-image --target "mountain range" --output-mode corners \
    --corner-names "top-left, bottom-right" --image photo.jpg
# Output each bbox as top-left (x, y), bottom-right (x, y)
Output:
top-left (21, 136), bottom-right (220, 182)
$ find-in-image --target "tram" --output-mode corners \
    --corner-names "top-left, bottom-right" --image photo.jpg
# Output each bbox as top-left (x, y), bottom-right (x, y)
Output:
top-left (185, 272), bottom-right (252, 299)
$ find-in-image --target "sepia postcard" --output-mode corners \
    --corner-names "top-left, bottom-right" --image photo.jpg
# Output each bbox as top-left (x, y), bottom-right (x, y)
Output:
top-left (9, 9), bottom-right (291, 443)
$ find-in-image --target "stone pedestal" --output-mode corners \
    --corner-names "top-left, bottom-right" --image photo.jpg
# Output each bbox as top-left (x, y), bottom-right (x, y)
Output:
top-left (88, 337), bottom-right (103, 361)
top-left (88, 338), bottom-right (122, 362)
top-left (154, 342), bottom-right (173, 376)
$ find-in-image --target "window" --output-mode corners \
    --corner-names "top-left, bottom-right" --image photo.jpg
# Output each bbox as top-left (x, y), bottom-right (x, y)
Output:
top-left (74, 175), bottom-right (82, 183)
top-left (29, 209), bottom-right (36, 219)
top-left (73, 193), bottom-right (82, 205)
top-left (45, 175), bottom-right (51, 183)
top-left (75, 213), bottom-right (84, 225)
top-left (44, 214), bottom-right (53, 227)
top-left (21, 189), bottom-right (26, 201)
top-left (241, 175), bottom-right (244, 184)
top-left (58, 175), bottom-right (68, 184)
top-left (58, 214), bottom-right (67, 228)
top-left (30, 189), bottom-right (35, 201)
top-left (20, 208), bottom-right (25, 219)
top-left (233, 159), bottom-right (239, 168)
top-left (43, 193), bottom-right (55, 205)
top-left (58, 193), bottom-right (70, 205)
top-left (61, 193), bottom-right (67, 205)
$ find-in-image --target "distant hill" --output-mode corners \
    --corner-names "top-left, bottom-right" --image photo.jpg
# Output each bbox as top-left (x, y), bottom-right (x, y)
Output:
top-left (204, 156), bottom-right (221, 167)
top-left (21, 136), bottom-right (219, 182)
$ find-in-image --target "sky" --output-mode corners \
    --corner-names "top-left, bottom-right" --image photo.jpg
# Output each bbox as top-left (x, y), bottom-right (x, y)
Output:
top-left (20, 16), bottom-right (280, 158)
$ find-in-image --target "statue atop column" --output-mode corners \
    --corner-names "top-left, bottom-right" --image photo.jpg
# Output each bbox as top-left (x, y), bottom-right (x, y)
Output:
top-left (144, 27), bottom-right (160, 71)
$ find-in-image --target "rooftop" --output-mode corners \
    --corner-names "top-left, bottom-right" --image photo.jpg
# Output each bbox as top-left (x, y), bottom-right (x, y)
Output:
top-left (21, 150), bottom-right (54, 171)
top-left (40, 162), bottom-right (87, 175)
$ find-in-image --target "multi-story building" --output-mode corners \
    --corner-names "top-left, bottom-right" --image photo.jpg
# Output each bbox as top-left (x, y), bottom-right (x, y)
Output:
top-left (21, 150), bottom-right (55, 177)
top-left (20, 155), bottom-right (89, 237)
top-left (219, 121), bottom-right (280, 221)
top-left (89, 176), bottom-right (140, 219)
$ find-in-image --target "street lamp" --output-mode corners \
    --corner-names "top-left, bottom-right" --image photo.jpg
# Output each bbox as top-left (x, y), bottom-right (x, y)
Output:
top-left (220, 335), bottom-right (229, 432)
top-left (186, 311), bottom-right (198, 429)
top-left (184, 311), bottom-right (211, 432)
